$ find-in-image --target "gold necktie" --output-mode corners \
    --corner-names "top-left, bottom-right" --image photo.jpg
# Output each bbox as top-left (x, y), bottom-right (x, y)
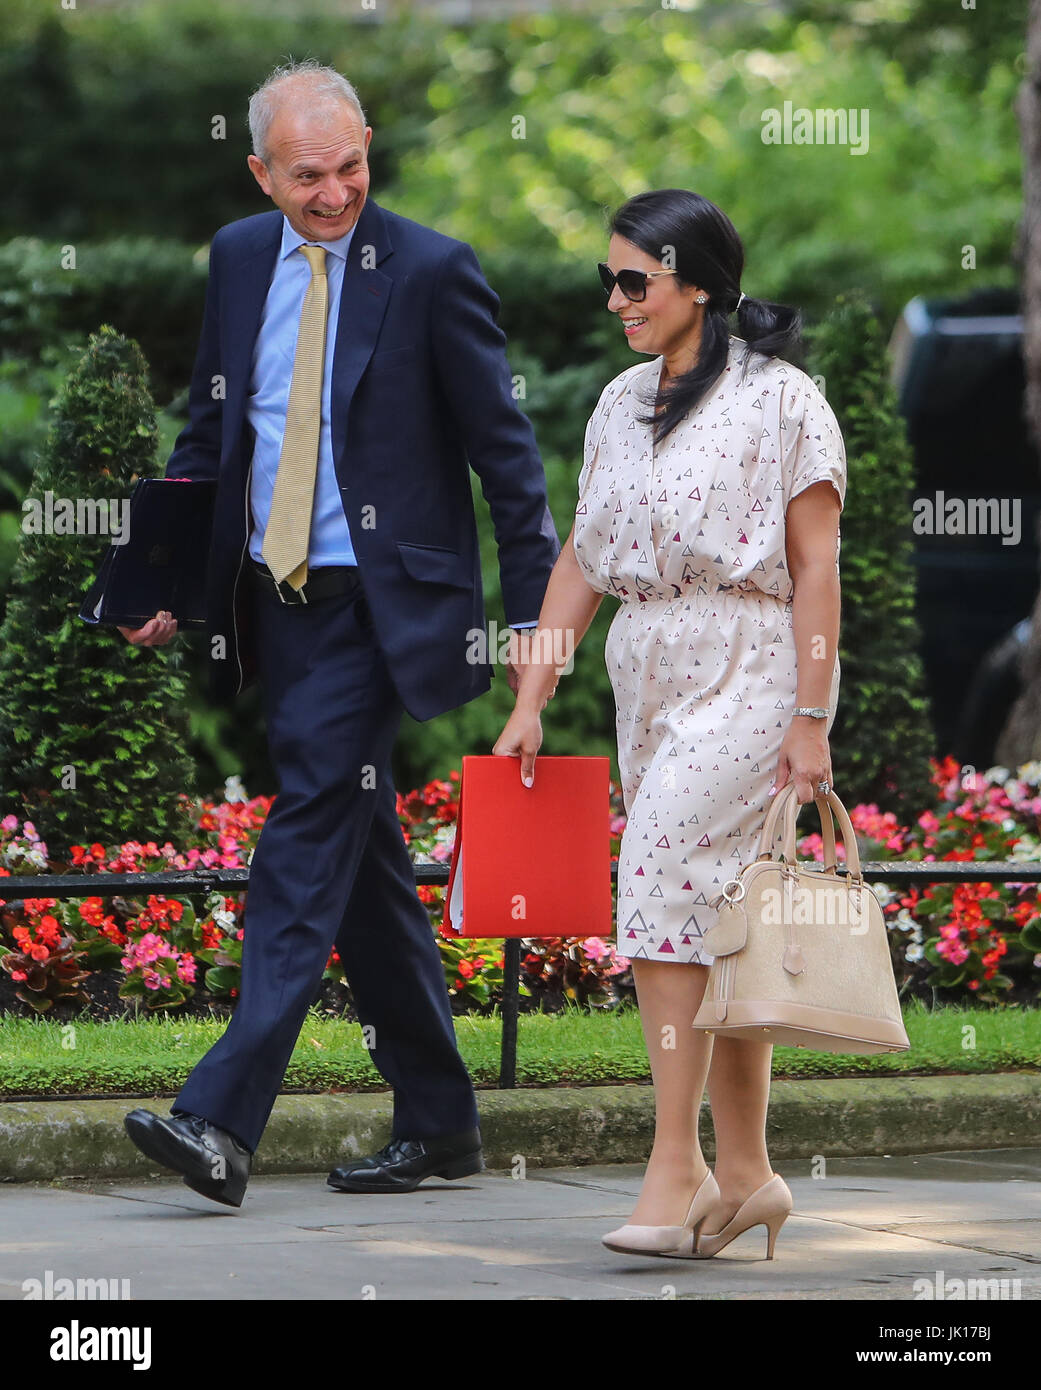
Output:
top-left (261, 243), bottom-right (329, 590)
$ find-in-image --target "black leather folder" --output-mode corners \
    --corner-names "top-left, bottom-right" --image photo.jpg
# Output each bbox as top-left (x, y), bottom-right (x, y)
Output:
top-left (78, 478), bottom-right (216, 630)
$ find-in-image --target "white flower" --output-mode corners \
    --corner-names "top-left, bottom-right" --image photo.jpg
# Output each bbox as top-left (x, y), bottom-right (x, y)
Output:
top-left (892, 908), bottom-right (916, 933)
top-left (905, 943), bottom-right (925, 963)
top-left (984, 765), bottom-right (1011, 785)
top-left (25, 848), bottom-right (47, 869)
top-left (4, 843), bottom-right (24, 864)
top-left (1017, 761), bottom-right (1041, 787)
top-left (869, 881), bottom-right (899, 908)
top-left (214, 909), bottom-right (236, 930)
top-left (224, 775), bottom-right (248, 803)
top-left (1010, 836), bottom-right (1041, 861)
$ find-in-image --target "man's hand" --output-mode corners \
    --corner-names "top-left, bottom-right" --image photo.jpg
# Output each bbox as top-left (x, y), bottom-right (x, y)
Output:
top-left (117, 611), bottom-right (179, 647)
top-left (505, 627), bottom-right (534, 696)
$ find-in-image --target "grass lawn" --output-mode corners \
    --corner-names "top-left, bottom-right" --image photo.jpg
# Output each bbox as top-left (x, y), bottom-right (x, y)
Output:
top-left (0, 1001), bottom-right (1038, 1099)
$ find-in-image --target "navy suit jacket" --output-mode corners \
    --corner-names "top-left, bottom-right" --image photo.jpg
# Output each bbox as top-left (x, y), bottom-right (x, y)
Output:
top-left (164, 198), bottom-right (560, 720)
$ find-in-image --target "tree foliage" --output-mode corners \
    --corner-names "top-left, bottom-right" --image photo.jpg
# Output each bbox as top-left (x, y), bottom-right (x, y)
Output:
top-left (0, 327), bottom-right (196, 853)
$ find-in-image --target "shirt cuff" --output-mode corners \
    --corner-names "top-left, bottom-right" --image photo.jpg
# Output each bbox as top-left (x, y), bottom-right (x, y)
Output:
top-left (510, 621), bottom-right (538, 630)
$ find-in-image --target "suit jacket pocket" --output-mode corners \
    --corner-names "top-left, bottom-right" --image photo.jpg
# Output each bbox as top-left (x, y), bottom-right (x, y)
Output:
top-left (367, 344), bottom-right (418, 373)
top-left (397, 541), bottom-right (472, 589)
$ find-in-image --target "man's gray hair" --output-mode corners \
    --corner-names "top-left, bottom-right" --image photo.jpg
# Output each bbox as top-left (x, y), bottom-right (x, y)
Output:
top-left (248, 60), bottom-right (367, 165)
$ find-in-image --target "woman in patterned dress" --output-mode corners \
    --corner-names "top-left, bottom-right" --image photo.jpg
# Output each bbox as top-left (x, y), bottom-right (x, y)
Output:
top-left (494, 189), bottom-right (846, 1260)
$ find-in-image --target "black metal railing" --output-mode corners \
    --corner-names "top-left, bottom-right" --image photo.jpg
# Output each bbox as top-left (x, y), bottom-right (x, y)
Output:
top-left (3, 859), bottom-right (1040, 1088)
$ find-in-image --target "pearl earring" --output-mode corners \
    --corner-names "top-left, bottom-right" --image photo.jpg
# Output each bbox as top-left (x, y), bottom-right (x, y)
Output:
top-left (696, 295), bottom-right (707, 304)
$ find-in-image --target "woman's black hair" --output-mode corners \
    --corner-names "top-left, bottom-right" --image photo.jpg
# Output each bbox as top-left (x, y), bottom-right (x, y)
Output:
top-left (608, 189), bottom-right (803, 446)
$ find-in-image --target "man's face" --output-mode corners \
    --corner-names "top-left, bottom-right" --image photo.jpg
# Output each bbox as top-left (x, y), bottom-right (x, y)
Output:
top-left (247, 104), bottom-right (372, 242)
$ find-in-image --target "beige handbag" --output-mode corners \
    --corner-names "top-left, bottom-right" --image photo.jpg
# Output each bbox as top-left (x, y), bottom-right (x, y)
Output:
top-left (691, 783), bottom-right (909, 1054)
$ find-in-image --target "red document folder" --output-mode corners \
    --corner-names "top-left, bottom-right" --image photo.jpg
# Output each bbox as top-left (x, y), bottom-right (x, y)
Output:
top-left (443, 754), bottom-right (613, 939)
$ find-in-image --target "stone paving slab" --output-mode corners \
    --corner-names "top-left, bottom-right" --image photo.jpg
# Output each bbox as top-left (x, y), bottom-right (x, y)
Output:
top-left (0, 1149), bottom-right (1038, 1301)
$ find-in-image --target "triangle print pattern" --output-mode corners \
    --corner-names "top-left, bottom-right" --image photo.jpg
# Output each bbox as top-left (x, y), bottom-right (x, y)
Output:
top-left (570, 337), bottom-right (847, 964)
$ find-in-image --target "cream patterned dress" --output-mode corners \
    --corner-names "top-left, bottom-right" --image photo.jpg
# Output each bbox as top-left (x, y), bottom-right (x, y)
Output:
top-left (573, 336), bottom-right (847, 965)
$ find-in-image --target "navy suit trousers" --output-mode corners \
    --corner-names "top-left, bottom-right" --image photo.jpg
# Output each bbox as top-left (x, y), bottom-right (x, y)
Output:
top-left (173, 572), bottom-right (480, 1152)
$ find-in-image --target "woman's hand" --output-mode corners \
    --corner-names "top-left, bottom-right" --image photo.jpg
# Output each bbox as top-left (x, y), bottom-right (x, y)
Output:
top-left (492, 702), bottom-right (543, 788)
top-left (770, 717), bottom-right (832, 804)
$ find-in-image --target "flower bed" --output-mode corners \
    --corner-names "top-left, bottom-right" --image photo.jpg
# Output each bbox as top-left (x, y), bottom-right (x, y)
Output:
top-left (1, 757), bottom-right (1039, 1018)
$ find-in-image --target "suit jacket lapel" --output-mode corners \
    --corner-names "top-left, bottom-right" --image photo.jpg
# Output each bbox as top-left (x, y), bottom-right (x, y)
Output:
top-left (223, 213), bottom-right (282, 459)
top-left (331, 197), bottom-right (393, 467)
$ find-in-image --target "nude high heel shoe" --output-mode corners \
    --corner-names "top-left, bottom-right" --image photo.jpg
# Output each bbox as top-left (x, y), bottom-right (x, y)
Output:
top-left (694, 1173), bottom-right (793, 1260)
top-left (601, 1169), bottom-right (720, 1257)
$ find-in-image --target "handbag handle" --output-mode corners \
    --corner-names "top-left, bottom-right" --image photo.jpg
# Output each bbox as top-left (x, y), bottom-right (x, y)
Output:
top-left (755, 781), bottom-right (839, 871)
top-left (757, 782), bottom-right (862, 879)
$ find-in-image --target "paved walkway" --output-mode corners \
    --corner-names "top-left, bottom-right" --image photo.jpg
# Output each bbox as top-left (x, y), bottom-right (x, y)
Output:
top-left (1, 1147), bottom-right (1039, 1301)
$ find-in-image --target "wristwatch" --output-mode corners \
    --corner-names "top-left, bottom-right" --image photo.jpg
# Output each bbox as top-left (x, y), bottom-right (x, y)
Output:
top-left (792, 707), bottom-right (829, 719)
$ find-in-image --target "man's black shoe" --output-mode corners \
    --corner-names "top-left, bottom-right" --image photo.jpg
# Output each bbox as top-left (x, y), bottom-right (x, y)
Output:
top-left (327, 1128), bottom-right (484, 1193)
top-left (124, 1108), bottom-right (252, 1208)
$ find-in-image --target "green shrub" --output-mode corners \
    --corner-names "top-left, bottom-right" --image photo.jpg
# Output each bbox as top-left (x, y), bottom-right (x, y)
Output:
top-left (804, 293), bottom-right (937, 817)
top-left (0, 326), bottom-right (196, 853)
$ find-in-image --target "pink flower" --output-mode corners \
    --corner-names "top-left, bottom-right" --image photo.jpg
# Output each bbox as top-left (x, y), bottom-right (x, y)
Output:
top-left (937, 939), bottom-right (970, 966)
top-left (582, 937), bottom-right (611, 962)
top-left (1, 815), bottom-right (18, 832)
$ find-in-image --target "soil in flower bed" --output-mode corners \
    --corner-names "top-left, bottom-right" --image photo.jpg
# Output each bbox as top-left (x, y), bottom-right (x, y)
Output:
top-left (0, 971), bottom-right (622, 1022)
top-left (0, 972), bottom-right (358, 1023)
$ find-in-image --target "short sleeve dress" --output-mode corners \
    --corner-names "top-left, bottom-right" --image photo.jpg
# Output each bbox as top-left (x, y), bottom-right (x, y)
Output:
top-left (572, 336), bottom-right (847, 965)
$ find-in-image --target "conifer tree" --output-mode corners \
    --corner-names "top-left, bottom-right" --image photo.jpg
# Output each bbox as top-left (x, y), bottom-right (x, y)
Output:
top-left (0, 326), bottom-right (196, 855)
top-left (805, 293), bottom-right (937, 816)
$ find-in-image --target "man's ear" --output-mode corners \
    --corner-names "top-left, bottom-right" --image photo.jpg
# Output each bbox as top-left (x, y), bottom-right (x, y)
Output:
top-left (247, 154), bottom-right (272, 197)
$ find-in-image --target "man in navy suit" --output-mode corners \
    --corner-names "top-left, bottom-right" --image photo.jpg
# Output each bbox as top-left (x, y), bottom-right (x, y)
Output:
top-left (121, 61), bottom-right (559, 1206)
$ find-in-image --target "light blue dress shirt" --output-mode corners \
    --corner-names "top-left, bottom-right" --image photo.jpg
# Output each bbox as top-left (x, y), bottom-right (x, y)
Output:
top-left (246, 214), bottom-right (538, 628)
top-left (247, 215), bottom-right (358, 567)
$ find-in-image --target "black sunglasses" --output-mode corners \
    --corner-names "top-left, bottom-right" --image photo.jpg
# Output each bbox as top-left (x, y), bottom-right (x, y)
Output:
top-left (597, 262), bottom-right (678, 303)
